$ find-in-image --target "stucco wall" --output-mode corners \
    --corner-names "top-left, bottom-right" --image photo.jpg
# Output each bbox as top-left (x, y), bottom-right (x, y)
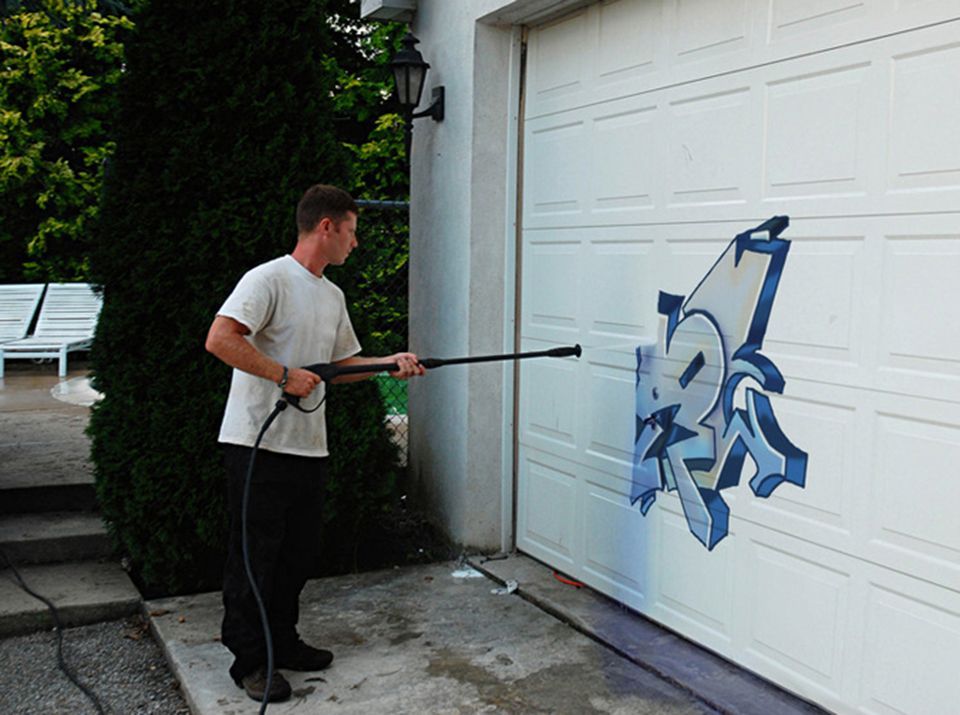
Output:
top-left (404, 3), bottom-right (515, 551)
top-left (384, 0), bottom-right (586, 550)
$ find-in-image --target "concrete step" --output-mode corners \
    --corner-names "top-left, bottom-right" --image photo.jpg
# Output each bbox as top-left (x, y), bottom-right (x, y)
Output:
top-left (0, 559), bottom-right (140, 637)
top-left (0, 512), bottom-right (112, 565)
top-left (0, 483), bottom-right (98, 514)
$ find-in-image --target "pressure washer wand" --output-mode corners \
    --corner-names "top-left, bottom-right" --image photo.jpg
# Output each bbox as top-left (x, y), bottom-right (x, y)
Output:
top-left (300, 344), bottom-right (582, 383)
top-left (284, 344), bottom-right (582, 405)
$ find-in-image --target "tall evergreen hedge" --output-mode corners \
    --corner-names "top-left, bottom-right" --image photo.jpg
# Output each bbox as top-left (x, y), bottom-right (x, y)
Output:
top-left (88, 0), bottom-right (402, 594)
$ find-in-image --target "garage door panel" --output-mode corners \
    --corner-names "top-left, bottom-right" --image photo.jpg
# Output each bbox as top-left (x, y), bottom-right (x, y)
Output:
top-left (859, 579), bottom-right (960, 715)
top-left (591, 105), bottom-right (659, 214)
top-left (584, 238), bottom-right (654, 339)
top-left (663, 236), bottom-right (737, 298)
top-left (671, 0), bottom-right (753, 65)
top-left (585, 363), bottom-right (635, 470)
top-left (666, 87), bottom-right (755, 207)
top-left (518, 457), bottom-right (579, 566)
top-left (745, 540), bottom-right (850, 691)
top-left (527, 8), bottom-right (589, 103)
top-left (764, 63), bottom-right (871, 199)
top-left (762, 235), bottom-right (864, 360)
top-left (522, 239), bottom-right (581, 333)
top-left (768, 0), bottom-right (871, 43)
top-left (654, 505), bottom-right (736, 641)
top-left (869, 411), bottom-right (960, 568)
top-left (582, 480), bottom-right (652, 605)
top-left (596, 0), bottom-right (662, 83)
top-left (880, 233), bottom-right (960, 376)
top-left (525, 120), bottom-right (589, 219)
top-left (732, 391), bottom-right (855, 534)
top-left (520, 358), bottom-right (579, 452)
top-left (889, 40), bottom-right (960, 193)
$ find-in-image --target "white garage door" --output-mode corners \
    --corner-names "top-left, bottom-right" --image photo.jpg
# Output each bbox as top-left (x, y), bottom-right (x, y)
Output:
top-left (516, 2), bottom-right (960, 713)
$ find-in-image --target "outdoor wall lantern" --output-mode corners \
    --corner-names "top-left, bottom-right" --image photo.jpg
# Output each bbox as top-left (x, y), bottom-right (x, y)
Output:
top-left (389, 32), bottom-right (444, 157)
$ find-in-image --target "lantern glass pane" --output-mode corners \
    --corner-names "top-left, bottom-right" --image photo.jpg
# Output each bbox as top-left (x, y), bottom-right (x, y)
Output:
top-left (393, 66), bottom-right (412, 107)
top-left (407, 65), bottom-right (426, 108)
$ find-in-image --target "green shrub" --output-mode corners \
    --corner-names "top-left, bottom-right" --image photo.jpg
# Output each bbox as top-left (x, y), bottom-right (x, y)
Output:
top-left (88, 0), bottom-right (403, 595)
top-left (0, 2), bottom-right (132, 282)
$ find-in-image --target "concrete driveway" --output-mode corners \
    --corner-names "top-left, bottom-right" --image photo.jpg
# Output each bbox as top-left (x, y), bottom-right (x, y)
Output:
top-left (146, 561), bottom-right (718, 715)
top-left (145, 555), bottom-right (825, 715)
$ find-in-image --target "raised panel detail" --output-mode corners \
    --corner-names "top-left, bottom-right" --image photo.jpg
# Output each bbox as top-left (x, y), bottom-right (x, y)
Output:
top-left (765, 64), bottom-right (869, 197)
top-left (744, 393), bottom-right (852, 530)
top-left (873, 413), bottom-right (960, 564)
top-left (748, 543), bottom-right (848, 687)
top-left (527, 122), bottom-right (587, 216)
top-left (769, 0), bottom-right (867, 40)
top-left (583, 485), bottom-right (650, 598)
top-left (530, 10), bottom-right (588, 98)
top-left (889, 42), bottom-right (960, 192)
top-left (597, 0), bottom-right (660, 80)
top-left (667, 89), bottom-right (751, 205)
top-left (674, 0), bottom-right (749, 60)
top-left (881, 235), bottom-right (960, 374)
top-left (657, 509), bottom-right (733, 638)
top-left (592, 106), bottom-right (658, 212)
top-left (586, 365), bottom-right (636, 469)
top-left (764, 236), bottom-right (863, 358)
top-left (522, 459), bottom-right (577, 562)
top-left (523, 361), bottom-right (579, 448)
top-left (525, 242), bottom-right (580, 331)
top-left (861, 584), bottom-right (960, 713)
top-left (585, 240), bottom-right (652, 338)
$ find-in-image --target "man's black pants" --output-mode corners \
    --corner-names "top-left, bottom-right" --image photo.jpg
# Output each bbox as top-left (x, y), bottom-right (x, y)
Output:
top-left (221, 444), bottom-right (328, 685)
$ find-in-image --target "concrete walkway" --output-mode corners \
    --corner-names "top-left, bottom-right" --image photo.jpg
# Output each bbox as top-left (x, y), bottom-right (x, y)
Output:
top-left (147, 561), bottom-right (719, 715)
top-left (146, 555), bottom-right (825, 715)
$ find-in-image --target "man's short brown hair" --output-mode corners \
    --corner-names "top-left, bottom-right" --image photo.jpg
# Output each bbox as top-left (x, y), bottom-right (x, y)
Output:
top-left (296, 184), bottom-right (358, 234)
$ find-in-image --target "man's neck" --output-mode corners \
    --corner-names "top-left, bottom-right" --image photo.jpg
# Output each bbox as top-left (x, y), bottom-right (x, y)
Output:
top-left (291, 241), bottom-right (329, 278)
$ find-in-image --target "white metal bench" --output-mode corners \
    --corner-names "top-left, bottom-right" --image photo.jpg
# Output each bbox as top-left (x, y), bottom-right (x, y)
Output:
top-left (0, 283), bottom-right (102, 378)
top-left (0, 284), bottom-right (45, 347)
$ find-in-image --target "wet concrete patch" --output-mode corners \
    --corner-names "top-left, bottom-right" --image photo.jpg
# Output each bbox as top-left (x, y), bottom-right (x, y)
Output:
top-left (147, 562), bottom-right (719, 714)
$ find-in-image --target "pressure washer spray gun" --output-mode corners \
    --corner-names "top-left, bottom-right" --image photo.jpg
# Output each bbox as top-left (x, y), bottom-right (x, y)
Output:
top-left (244, 343), bottom-right (582, 713)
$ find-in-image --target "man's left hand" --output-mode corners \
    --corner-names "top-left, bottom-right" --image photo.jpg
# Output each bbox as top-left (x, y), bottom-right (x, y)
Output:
top-left (390, 352), bottom-right (426, 379)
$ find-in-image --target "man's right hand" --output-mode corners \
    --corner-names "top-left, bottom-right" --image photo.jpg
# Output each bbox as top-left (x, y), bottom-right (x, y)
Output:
top-left (284, 367), bottom-right (323, 398)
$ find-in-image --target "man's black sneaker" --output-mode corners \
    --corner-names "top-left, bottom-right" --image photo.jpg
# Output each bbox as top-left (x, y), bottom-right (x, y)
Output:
top-left (240, 667), bottom-right (292, 702)
top-left (276, 639), bottom-right (334, 671)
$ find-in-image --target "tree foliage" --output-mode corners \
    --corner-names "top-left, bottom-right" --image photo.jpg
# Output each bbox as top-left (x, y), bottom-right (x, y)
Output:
top-left (0, 1), bottom-right (132, 282)
top-left (87, 0), bottom-right (407, 594)
top-left (322, 5), bottom-right (410, 358)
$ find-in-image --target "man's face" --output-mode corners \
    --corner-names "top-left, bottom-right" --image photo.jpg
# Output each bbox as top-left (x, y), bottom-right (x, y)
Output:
top-left (327, 212), bottom-right (358, 265)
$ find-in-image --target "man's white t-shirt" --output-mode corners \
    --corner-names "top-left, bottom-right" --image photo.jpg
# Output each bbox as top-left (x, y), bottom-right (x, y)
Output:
top-left (216, 255), bottom-right (361, 457)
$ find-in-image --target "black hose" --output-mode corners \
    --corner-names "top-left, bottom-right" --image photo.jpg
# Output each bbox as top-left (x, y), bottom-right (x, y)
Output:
top-left (242, 393), bottom-right (325, 713)
top-left (242, 399), bottom-right (285, 714)
top-left (0, 548), bottom-right (107, 715)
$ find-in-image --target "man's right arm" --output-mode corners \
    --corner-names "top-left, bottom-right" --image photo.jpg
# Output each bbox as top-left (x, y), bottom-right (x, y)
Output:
top-left (204, 316), bottom-right (321, 398)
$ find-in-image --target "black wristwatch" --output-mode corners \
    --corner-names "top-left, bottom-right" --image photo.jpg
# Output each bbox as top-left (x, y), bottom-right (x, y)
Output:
top-left (277, 365), bottom-right (289, 389)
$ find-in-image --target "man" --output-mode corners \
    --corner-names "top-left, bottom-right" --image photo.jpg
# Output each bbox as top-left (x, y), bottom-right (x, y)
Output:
top-left (205, 184), bottom-right (423, 702)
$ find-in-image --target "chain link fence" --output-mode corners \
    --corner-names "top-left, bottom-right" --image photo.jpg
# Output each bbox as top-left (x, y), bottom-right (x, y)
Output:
top-left (347, 199), bottom-right (410, 462)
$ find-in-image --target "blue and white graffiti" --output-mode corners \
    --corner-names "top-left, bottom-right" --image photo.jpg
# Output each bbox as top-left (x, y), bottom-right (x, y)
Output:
top-left (632, 216), bottom-right (807, 550)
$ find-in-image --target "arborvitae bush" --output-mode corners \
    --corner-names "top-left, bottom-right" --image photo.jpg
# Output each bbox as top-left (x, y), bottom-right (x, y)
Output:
top-left (88, 0), bottom-right (403, 595)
